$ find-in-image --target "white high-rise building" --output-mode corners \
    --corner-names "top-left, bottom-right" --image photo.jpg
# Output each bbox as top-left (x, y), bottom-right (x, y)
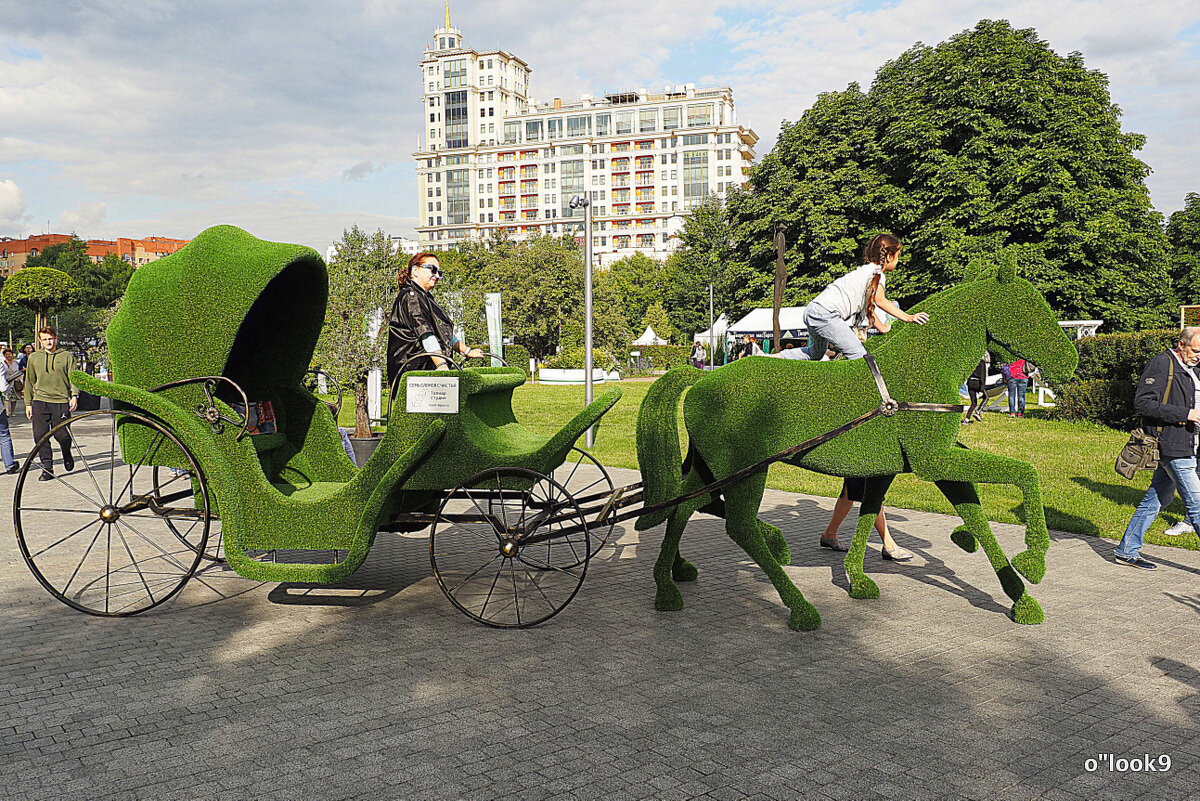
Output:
top-left (414, 4), bottom-right (758, 264)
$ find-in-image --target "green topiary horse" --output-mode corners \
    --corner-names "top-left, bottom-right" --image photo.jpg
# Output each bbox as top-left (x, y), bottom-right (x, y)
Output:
top-left (635, 254), bottom-right (1079, 630)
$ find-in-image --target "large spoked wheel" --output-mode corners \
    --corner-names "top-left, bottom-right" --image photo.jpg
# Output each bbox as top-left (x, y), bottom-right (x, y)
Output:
top-left (14, 409), bottom-right (211, 616)
top-left (550, 447), bottom-right (616, 561)
top-left (430, 467), bottom-right (590, 629)
top-left (153, 466), bottom-right (224, 563)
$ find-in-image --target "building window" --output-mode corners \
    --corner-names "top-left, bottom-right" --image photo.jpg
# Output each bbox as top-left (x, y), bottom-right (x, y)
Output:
top-left (682, 133), bottom-right (708, 146)
top-left (615, 111), bottom-right (633, 135)
top-left (639, 109), bottom-right (656, 133)
top-left (687, 103), bottom-right (713, 127)
top-left (663, 106), bottom-right (681, 130)
top-left (595, 113), bottom-right (611, 136)
top-left (560, 160), bottom-right (584, 218)
top-left (526, 120), bottom-right (543, 141)
top-left (567, 115), bottom-right (591, 137)
top-left (547, 118), bottom-right (563, 139)
top-left (443, 90), bottom-right (469, 148)
top-left (683, 150), bottom-right (709, 208)
top-left (503, 121), bottom-right (521, 143)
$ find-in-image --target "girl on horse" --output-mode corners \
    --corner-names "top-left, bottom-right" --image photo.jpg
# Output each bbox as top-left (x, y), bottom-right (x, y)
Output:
top-left (794, 234), bottom-right (929, 361)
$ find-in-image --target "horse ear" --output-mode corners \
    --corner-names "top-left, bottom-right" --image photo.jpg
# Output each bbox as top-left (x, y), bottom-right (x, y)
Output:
top-left (997, 251), bottom-right (1017, 284)
top-left (963, 259), bottom-right (983, 283)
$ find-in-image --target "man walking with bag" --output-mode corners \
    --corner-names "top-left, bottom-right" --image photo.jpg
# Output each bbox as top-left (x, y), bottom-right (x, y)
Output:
top-left (1115, 327), bottom-right (1200, 569)
top-left (24, 326), bottom-right (77, 481)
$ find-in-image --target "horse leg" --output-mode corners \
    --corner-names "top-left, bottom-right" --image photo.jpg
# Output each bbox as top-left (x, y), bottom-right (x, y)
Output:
top-left (843, 475), bottom-right (895, 599)
top-left (759, 519), bottom-right (791, 565)
top-left (653, 471), bottom-right (709, 611)
top-left (910, 447), bottom-right (1049, 584)
top-left (935, 479), bottom-right (1044, 625)
top-left (724, 472), bottom-right (820, 631)
top-left (674, 495), bottom-right (726, 581)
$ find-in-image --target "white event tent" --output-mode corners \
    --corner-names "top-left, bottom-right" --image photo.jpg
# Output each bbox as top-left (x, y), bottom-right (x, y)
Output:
top-left (631, 325), bottom-right (669, 347)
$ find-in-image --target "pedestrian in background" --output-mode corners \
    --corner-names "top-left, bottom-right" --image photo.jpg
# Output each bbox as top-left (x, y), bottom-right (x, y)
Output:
top-left (1006, 358), bottom-right (1029, 417)
top-left (1115, 327), bottom-right (1200, 570)
top-left (23, 326), bottom-right (78, 481)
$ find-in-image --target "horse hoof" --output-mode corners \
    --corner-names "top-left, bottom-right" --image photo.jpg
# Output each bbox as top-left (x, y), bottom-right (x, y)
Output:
top-left (788, 603), bottom-right (821, 631)
top-left (1012, 550), bottom-right (1045, 584)
top-left (950, 527), bottom-right (978, 553)
top-left (847, 574), bottom-right (880, 600)
top-left (672, 558), bottom-right (699, 582)
top-left (654, 586), bottom-right (684, 612)
top-left (1011, 594), bottom-right (1044, 625)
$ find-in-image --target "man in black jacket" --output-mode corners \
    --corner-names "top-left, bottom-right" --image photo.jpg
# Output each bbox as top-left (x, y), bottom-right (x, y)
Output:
top-left (1116, 327), bottom-right (1200, 569)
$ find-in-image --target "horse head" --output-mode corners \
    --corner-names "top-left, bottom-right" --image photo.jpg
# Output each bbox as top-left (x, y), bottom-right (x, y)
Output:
top-left (980, 252), bottom-right (1079, 383)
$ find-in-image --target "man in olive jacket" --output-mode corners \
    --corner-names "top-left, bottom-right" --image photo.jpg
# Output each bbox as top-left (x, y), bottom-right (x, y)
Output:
top-left (1116, 326), bottom-right (1200, 570)
top-left (23, 326), bottom-right (78, 480)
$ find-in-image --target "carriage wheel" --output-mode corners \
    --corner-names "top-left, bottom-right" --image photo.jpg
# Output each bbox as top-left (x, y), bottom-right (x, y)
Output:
top-left (430, 467), bottom-right (590, 629)
top-left (153, 466), bottom-right (224, 563)
top-left (14, 409), bottom-right (211, 616)
top-left (550, 447), bottom-right (616, 560)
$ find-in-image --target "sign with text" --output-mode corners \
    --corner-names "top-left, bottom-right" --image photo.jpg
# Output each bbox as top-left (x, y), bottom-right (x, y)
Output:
top-left (406, 376), bottom-right (460, 414)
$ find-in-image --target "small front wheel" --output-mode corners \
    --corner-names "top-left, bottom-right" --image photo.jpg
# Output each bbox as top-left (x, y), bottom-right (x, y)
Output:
top-left (14, 409), bottom-right (212, 616)
top-left (430, 467), bottom-right (589, 628)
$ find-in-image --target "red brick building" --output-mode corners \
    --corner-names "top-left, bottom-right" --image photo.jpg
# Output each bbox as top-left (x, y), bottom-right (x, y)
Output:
top-left (0, 233), bottom-right (189, 278)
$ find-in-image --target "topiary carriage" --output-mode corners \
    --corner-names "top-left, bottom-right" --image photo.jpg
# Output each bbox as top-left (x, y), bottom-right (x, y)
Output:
top-left (14, 225), bottom-right (621, 628)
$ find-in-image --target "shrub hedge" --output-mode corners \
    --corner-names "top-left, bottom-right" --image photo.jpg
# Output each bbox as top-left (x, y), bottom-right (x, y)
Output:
top-left (1050, 328), bottom-right (1176, 429)
top-left (503, 343), bottom-right (531, 374)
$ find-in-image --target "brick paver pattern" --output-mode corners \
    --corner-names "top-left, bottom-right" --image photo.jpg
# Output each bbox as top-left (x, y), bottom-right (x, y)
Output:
top-left (1, 414), bottom-right (1197, 800)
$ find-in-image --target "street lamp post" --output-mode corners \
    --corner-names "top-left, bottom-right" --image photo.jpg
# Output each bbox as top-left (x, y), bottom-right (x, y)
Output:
top-left (569, 193), bottom-right (594, 446)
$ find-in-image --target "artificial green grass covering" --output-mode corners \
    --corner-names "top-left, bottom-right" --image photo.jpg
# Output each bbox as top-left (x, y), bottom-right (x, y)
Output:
top-left (635, 254), bottom-right (1079, 630)
top-left (84, 225), bottom-right (622, 584)
top-left (385, 366), bottom-right (621, 492)
top-left (83, 225), bottom-right (445, 582)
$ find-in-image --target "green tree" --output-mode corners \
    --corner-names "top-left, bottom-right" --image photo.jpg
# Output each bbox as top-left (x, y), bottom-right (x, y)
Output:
top-left (605, 252), bottom-right (665, 331)
top-left (1167, 193), bottom-right (1200, 306)
top-left (727, 19), bottom-right (1171, 332)
top-left (311, 226), bottom-right (399, 438)
top-left (0, 267), bottom-right (79, 339)
top-left (664, 194), bottom-right (738, 334)
top-left (640, 301), bottom-right (677, 343)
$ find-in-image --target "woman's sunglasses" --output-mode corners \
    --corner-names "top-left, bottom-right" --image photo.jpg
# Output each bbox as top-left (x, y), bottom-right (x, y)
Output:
top-left (424, 264), bottom-right (442, 277)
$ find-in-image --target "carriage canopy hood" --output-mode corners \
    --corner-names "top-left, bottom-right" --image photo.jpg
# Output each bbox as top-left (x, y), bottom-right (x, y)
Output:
top-left (106, 225), bottom-right (329, 398)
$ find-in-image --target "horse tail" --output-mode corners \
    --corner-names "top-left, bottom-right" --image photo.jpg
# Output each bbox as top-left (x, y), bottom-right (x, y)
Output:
top-left (636, 365), bottom-right (705, 530)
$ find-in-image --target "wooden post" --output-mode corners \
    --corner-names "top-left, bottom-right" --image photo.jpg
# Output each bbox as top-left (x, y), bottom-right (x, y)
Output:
top-left (773, 224), bottom-right (786, 353)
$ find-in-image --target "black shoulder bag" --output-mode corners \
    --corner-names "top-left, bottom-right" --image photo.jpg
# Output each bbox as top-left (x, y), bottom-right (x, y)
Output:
top-left (1115, 357), bottom-right (1174, 480)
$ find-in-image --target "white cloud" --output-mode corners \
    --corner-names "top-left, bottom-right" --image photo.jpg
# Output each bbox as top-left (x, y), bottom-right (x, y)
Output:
top-left (0, 0), bottom-right (1196, 246)
top-left (0, 179), bottom-right (28, 237)
top-left (58, 201), bottom-right (107, 231)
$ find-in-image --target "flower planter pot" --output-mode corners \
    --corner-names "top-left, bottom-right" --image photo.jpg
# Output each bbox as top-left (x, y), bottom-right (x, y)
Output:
top-left (349, 435), bottom-right (382, 467)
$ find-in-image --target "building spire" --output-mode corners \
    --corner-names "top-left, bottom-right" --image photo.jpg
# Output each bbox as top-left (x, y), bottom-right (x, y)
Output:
top-left (444, 0), bottom-right (451, 29)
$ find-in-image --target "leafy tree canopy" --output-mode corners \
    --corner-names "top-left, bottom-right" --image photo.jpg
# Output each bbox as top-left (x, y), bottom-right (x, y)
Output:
top-left (725, 19), bottom-right (1171, 332)
top-left (1167, 192), bottom-right (1200, 306)
top-left (0, 267), bottom-right (79, 335)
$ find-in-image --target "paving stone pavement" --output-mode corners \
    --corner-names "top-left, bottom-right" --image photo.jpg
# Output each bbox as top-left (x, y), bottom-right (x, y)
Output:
top-left (1, 413), bottom-right (1199, 800)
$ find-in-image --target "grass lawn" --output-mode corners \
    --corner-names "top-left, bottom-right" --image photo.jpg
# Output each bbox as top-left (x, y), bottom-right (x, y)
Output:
top-left (501, 378), bottom-right (1198, 552)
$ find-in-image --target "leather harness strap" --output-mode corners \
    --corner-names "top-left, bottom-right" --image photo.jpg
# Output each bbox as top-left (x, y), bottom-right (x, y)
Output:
top-left (863, 353), bottom-right (965, 416)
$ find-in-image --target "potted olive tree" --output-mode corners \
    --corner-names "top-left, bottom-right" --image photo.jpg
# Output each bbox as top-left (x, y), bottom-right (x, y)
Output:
top-left (312, 226), bottom-right (400, 465)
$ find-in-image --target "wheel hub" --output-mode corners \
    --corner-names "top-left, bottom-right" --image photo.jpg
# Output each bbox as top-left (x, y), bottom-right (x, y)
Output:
top-left (99, 504), bottom-right (120, 524)
top-left (499, 537), bottom-right (519, 557)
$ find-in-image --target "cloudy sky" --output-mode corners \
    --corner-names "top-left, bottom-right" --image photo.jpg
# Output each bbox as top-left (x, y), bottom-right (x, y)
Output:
top-left (2, 0), bottom-right (1198, 253)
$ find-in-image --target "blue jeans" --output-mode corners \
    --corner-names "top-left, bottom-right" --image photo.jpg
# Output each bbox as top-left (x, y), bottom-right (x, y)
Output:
top-left (802, 303), bottom-right (867, 361)
top-left (0, 409), bottom-right (14, 470)
top-left (1117, 457), bottom-right (1200, 559)
top-left (1007, 378), bottom-right (1028, 413)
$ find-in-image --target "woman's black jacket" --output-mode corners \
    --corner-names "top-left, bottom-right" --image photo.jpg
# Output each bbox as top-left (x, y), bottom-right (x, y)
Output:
top-left (386, 283), bottom-right (454, 389)
top-left (1134, 349), bottom-right (1198, 460)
